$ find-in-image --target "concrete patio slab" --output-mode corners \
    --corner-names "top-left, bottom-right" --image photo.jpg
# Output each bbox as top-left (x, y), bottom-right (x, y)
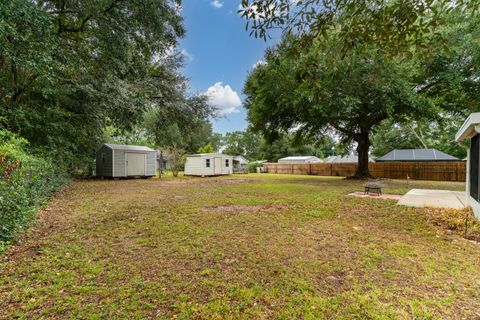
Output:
top-left (397, 189), bottom-right (466, 210)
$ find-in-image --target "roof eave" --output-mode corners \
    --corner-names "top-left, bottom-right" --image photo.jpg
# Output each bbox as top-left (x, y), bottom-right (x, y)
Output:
top-left (455, 112), bottom-right (480, 142)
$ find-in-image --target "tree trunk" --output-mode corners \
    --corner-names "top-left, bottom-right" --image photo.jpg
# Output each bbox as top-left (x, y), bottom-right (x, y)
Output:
top-left (352, 130), bottom-right (374, 179)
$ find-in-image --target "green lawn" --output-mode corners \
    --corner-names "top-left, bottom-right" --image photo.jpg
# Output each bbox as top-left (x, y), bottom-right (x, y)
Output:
top-left (1, 174), bottom-right (479, 319)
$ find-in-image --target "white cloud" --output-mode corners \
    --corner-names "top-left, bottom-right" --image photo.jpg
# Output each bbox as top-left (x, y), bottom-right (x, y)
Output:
top-left (252, 60), bottom-right (267, 69)
top-left (210, 0), bottom-right (223, 8)
top-left (204, 82), bottom-right (242, 115)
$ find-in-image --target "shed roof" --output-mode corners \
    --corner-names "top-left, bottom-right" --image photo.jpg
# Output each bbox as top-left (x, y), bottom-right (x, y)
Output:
top-left (104, 143), bottom-right (155, 152)
top-left (186, 153), bottom-right (233, 158)
top-left (325, 155), bottom-right (374, 163)
top-left (376, 149), bottom-right (459, 162)
top-left (233, 156), bottom-right (248, 164)
top-left (455, 112), bottom-right (480, 142)
top-left (251, 160), bottom-right (268, 164)
top-left (278, 156), bottom-right (322, 162)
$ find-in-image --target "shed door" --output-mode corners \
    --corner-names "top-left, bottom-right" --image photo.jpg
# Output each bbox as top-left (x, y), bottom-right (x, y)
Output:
top-left (126, 153), bottom-right (145, 176)
top-left (214, 157), bottom-right (222, 175)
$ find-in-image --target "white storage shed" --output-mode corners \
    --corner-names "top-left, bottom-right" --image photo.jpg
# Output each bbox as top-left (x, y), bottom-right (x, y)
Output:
top-left (96, 144), bottom-right (156, 178)
top-left (456, 112), bottom-right (480, 219)
top-left (184, 153), bottom-right (233, 176)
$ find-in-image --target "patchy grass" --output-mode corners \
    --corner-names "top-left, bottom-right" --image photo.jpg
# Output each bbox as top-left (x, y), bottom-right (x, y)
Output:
top-left (1, 174), bottom-right (479, 319)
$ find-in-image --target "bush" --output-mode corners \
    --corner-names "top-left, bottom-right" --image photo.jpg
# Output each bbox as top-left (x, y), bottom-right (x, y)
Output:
top-left (248, 162), bottom-right (265, 173)
top-left (0, 130), bottom-right (69, 254)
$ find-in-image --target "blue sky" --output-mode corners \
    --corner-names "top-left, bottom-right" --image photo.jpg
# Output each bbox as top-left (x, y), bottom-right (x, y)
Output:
top-left (179, 0), bottom-right (279, 134)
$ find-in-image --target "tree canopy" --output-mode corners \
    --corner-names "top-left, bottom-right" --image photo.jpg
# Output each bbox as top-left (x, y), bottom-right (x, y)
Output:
top-left (371, 14), bottom-right (480, 159)
top-left (0, 0), bottom-right (215, 171)
top-left (244, 34), bottom-right (429, 177)
top-left (239, 0), bottom-right (479, 54)
top-left (243, 10), bottom-right (480, 177)
top-left (221, 129), bottom-right (338, 162)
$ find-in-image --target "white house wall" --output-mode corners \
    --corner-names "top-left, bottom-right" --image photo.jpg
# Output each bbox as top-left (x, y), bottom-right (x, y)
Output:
top-left (185, 157), bottom-right (212, 176)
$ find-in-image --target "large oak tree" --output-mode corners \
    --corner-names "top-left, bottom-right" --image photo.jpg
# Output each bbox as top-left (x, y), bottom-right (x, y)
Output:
top-left (244, 35), bottom-right (430, 178)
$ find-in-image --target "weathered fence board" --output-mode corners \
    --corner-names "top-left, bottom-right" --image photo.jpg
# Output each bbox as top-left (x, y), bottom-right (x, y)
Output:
top-left (262, 161), bottom-right (466, 181)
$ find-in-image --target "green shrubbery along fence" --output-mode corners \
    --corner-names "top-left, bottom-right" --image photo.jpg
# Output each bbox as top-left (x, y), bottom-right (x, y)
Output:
top-left (0, 130), bottom-right (69, 254)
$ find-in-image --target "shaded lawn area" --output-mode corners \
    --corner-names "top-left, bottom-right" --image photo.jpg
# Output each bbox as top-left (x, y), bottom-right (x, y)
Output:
top-left (1, 174), bottom-right (479, 319)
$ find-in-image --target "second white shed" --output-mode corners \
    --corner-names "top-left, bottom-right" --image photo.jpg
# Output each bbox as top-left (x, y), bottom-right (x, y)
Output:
top-left (185, 153), bottom-right (233, 176)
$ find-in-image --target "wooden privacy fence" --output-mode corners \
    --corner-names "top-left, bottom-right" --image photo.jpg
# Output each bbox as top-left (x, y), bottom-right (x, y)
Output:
top-left (262, 161), bottom-right (466, 181)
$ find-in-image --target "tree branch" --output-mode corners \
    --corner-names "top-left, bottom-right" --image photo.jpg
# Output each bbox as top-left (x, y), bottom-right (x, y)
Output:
top-left (409, 123), bottom-right (428, 148)
top-left (57, 0), bottom-right (123, 35)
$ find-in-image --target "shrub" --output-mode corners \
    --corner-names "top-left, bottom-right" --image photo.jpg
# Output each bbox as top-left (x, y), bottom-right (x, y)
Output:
top-left (248, 162), bottom-right (265, 173)
top-left (0, 130), bottom-right (69, 254)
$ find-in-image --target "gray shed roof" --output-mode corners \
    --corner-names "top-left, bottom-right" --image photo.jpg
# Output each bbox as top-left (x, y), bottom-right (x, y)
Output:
top-left (325, 155), bottom-right (374, 163)
top-left (104, 143), bottom-right (155, 152)
top-left (376, 149), bottom-right (459, 162)
top-left (186, 153), bottom-right (233, 157)
top-left (233, 156), bottom-right (248, 164)
top-left (278, 156), bottom-right (322, 162)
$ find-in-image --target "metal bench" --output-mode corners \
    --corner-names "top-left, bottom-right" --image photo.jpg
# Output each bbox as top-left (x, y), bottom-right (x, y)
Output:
top-left (364, 183), bottom-right (382, 196)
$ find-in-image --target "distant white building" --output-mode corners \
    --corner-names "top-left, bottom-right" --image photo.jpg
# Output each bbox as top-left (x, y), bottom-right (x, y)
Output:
top-left (233, 156), bottom-right (248, 173)
top-left (278, 156), bottom-right (322, 164)
top-left (184, 153), bottom-right (233, 176)
top-left (325, 155), bottom-right (374, 163)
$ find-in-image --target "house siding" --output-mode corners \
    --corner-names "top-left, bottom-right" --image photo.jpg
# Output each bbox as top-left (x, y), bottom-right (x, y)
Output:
top-left (185, 155), bottom-right (233, 176)
top-left (185, 156), bottom-right (214, 176)
top-left (113, 149), bottom-right (126, 177)
top-left (146, 152), bottom-right (156, 176)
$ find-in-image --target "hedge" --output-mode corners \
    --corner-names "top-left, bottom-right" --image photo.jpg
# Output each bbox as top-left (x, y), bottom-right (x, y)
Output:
top-left (0, 130), bottom-right (69, 254)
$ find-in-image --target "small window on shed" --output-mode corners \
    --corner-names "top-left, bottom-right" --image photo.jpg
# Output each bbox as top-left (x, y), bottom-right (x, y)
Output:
top-left (206, 159), bottom-right (210, 168)
top-left (225, 159), bottom-right (229, 167)
top-left (102, 153), bottom-right (106, 164)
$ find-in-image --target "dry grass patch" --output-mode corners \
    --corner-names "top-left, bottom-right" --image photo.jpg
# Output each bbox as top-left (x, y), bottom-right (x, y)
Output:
top-left (203, 204), bottom-right (290, 213)
top-left (424, 208), bottom-right (480, 242)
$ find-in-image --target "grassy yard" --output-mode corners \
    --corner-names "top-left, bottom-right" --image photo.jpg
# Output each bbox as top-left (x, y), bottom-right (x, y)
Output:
top-left (1, 174), bottom-right (479, 319)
